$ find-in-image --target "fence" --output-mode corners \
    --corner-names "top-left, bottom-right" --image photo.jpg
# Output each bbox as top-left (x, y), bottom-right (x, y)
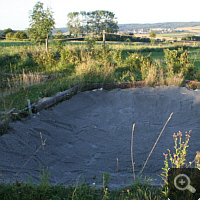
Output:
top-left (0, 30), bottom-right (154, 52)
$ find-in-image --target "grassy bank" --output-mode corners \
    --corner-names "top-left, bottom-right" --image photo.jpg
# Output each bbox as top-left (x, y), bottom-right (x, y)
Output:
top-left (0, 41), bottom-right (200, 134)
top-left (1, 42), bottom-right (199, 109)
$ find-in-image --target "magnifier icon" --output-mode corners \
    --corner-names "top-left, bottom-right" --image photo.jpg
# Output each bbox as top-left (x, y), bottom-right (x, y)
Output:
top-left (174, 174), bottom-right (196, 193)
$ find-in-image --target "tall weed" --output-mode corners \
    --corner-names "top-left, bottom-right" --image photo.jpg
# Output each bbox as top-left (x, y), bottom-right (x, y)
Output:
top-left (159, 131), bottom-right (200, 196)
top-left (164, 47), bottom-right (195, 78)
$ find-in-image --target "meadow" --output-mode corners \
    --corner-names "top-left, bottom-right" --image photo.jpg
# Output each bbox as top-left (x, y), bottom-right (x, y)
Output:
top-left (0, 39), bottom-right (200, 199)
top-left (1, 40), bottom-right (200, 112)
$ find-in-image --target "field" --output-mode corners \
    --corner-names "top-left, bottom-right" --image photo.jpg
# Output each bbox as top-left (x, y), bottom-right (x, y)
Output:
top-left (1, 40), bottom-right (200, 112)
top-left (134, 25), bottom-right (200, 41)
top-left (0, 39), bottom-right (200, 199)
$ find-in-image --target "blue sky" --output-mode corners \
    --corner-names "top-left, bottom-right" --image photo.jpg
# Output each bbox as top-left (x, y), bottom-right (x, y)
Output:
top-left (0, 0), bottom-right (200, 30)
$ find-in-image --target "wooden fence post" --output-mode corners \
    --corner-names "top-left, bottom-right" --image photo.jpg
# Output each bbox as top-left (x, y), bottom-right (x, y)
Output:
top-left (46, 34), bottom-right (49, 53)
top-left (103, 30), bottom-right (106, 48)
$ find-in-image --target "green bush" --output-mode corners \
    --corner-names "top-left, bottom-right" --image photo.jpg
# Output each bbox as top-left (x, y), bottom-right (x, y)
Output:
top-left (6, 32), bottom-right (14, 40)
top-left (14, 31), bottom-right (28, 40)
top-left (164, 47), bottom-right (195, 77)
top-left (33, 51), bottom-right (58, 71)
top-left (124, 53), bottom-right (153, 80)
top-left (60, 48), bottom-right (81, 66)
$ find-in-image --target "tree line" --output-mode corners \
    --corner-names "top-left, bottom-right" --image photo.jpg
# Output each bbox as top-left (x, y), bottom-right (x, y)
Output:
top-left (0, 1), bottom-right (160, 44)
top-left (1, 2), bottom-right (119, 42)
top-left (1, 28), bottom-right (28, 40)
top-left (181, 34), bottom-right (200, 41)
top-left (67, 11), bottom-right (118, 36)
top-left (1, 1), bottom-right (200, 43)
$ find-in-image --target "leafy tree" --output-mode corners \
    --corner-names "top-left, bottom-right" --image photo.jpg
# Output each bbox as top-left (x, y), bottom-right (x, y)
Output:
top-left (14, 31), bottom-right (28, 40)
top-left (149, 30), bottom-right (156, 38)
top-left (6, 32), bottom-right (14, 40)
top-left (85, 10), bottom-right (118, 34)
top-left (0, 30), bottom-right (4, 38)
top-left (3, 28), bottom-right (15, 37)
top-left (149, 30), bottom-right (156, 45)
top-left (67, 10), bottom-right (118, 36)
top-left (67, 12), bottom-right (80, 37)
top-left (28, 1), bottom-right (55, 42)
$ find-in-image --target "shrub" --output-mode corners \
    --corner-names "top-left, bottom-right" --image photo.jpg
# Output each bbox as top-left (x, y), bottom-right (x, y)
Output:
top-left (164, 47), bottom-right (195, 78)
top-left (33, 51), bottom-right (58, 71)
top-left (60, 47), bottom-right (81, 66)
top-left (125, 53), bottom-right (153, 80)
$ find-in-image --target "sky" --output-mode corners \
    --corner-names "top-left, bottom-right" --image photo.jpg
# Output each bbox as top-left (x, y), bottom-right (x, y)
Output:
top-left (0, 0), bottom-right (200, 30)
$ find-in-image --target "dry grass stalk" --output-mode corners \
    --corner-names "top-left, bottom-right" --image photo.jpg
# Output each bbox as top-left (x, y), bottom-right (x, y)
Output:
top-left (14, 132), bottom-right (46, 177)
top-left (140, 112), bottom-right (173, 174)
top-left (131, 123), bottom-right (135, 182)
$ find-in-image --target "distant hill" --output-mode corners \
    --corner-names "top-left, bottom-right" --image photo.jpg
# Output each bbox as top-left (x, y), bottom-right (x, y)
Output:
top-left (53, 22), bottom-right (200, 34)
top-left (52, 27), bottom-right (68, 34)
top-left (1, 21), bottom-right (200, 35)
top-left (118, 22), bottom-right (200, 32)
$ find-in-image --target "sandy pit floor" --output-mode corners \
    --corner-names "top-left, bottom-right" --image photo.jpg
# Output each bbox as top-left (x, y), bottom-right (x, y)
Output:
top-left (1, 85), bottom-right (200, 189)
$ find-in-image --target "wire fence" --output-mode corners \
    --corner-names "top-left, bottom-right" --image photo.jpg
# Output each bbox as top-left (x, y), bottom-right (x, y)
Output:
top-left (0, 31), bottom-right (147, 42)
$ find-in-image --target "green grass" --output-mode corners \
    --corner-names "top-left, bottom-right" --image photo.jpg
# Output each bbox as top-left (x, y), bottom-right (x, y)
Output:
top-left (0, 42), bottom-right (200, 119)
top-left (0, 40), bottom-right (35, 47)
top-left (0, 181), bottom-right (166, 200)
top-left (0, 42), bottom-right (200, 112)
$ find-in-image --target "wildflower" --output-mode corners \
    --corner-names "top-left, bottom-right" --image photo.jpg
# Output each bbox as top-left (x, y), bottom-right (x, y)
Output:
top-left (186, 134), bottom-right (191, 138)
top-left (163, 153), bottom-right (168, 157)
top-left (127, 189), bottom-right (129, 193)
top-left (195, 151), bottom-right (200, 163)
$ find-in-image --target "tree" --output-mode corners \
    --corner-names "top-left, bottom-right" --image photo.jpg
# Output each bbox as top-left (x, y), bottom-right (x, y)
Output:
top-left (86, 10), bottom-right (118, 34)
top-left (67, 10), bottom-right (118, 36)
top-left (149, 30), bottom-right (156, 38)
top-left (28, 1), bottom-right (55, 43)
top-left (6, 32), bottom-right (14, 40)
top-left (14, 31), bottom-right (28, 40)
top-left (67, 12), bottom-right (80, 37)
top-left (3, 28), bottom-right (15, 37)
top-left (149, 30), bottom-right (156, 45)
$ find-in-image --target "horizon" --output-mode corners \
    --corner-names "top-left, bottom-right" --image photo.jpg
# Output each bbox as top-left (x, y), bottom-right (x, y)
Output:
top-left (0, 0), bottom-right (200, 30)
top-left (1, 21), bottom-right (200, 31)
